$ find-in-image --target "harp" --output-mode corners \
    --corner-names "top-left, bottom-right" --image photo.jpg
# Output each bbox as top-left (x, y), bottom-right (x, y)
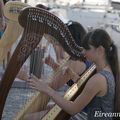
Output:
top-left (41, 64), bottom-right (96, 120)
top-left (0, 1), bottom-right (29, 64)
top-left (0, 7), bottom-right (83, 119)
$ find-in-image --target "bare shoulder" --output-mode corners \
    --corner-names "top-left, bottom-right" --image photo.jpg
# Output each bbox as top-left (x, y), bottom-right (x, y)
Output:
top-left (90, 73), bottom-right (106, 82)
top-left (87, 73), bottom-right (106, 86)
top-left (83, 73), bottom-right (106, 95)
top-left (74, 73), bottom-right (107, 106)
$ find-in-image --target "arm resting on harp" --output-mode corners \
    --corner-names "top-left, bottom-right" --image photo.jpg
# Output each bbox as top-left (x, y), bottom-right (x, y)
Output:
top-left (48, 66), bottom-right (80, 90)
top-left (28, 74), bottom-right (103, 116)
top-left (44, 55), bottom-right (86, 90)
top-left (43, 55), bottom-right (60, 71)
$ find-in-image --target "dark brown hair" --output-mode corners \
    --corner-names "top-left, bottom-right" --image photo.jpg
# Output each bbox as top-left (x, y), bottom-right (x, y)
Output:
top-left (66, 20), bottom-right (86, 47)
top-left (82, 29), bottom-right (120, 112)
top-left (36, 4), bottom-right (51, 10)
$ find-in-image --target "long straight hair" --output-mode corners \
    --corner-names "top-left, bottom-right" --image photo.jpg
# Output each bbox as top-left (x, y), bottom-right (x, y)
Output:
top-left (82, 29), bottom-right (120, 112)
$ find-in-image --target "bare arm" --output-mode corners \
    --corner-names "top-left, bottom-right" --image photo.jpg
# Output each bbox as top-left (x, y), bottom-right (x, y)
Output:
top-left (49, 66), bottom-right (80, 90)
top-left (28, 74), bottom-right (103, 115)
top-left (49, 60), bottom-right (86, 89)
top-left (43, 55), bottom-right (60, 71)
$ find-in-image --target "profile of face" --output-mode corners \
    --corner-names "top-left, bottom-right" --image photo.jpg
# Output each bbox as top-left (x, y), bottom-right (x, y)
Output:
top-left (82, 29), bottom-right (113, 62)
top-left (82, 45), bottom-right (97, 61)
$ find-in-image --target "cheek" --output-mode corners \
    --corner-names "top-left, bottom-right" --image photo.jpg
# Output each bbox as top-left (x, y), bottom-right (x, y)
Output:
top-left (85, 53), bottom-right (90, 58)
top-left (85, 51), bottom-right (93, 59)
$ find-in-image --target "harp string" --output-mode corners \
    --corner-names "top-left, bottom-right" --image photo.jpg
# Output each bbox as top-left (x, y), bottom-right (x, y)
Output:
top-left (17, 9), bottom-right (43, 117)
top-left (22, 14), bottom-right (53, 108)
top-left (21, 8), bottom-right (42, 106)
top-left (47, 35), bottom-right (57, 77)
top-left (29, 18), bottom-right (43, 78)
top-left (12, 55), bottom-right (69, 120)
top-left (34, 17), bottom-right (66, 116)
top-left (22, 10), bottom-right (33, 106)
top-left (1, 7), bottom-right (80, 119)
top-left (26, 10), bottom-right (48, 109)
top-left (34, 35), bottom-right (60, 106)
top-left (29, 12), bottom-right (49, 78)
top-left (40, 46), bottom-right (45, 78)
top-left (12, 16), bottom-right (71, 118)
top-left (33, 28), bottom-right (47, 79)
top-left (30, 13), bottom-right (38, 76)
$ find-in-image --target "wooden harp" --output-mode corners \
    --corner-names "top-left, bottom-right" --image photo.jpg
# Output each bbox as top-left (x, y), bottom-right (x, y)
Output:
top-left (0, 7), bottom-right (83, 119)
top-left (41, 64), bottom-right (96, 120)
top-left (0, 1), bottom-right (29, 64)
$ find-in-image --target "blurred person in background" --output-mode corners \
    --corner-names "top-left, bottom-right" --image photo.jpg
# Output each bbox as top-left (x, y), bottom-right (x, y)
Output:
top-left (0, 0), bottom-right (6, 38)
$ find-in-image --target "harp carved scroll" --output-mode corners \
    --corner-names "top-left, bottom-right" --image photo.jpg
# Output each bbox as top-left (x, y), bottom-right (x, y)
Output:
top-left (0, 7), bottom-right (83, 119)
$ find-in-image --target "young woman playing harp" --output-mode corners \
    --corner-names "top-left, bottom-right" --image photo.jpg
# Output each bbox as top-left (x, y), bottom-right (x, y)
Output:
top-left (22, 20), bottom-right (94, 119)
top-left (0, 7), bottom-right (92, 120)
top-left (27, 29), bottom-right (119, 120)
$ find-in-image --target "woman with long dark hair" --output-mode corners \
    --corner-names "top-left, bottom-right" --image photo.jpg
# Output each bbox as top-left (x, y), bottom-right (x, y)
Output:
top-left (27, 29), bottom-right (119, 120)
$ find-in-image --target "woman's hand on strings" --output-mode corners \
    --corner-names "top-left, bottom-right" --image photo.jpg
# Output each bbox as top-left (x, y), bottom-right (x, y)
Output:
top-left (44, 55), bottom-right (55, 65)
top-left (43, 55), bottom-right (59, 70)
top-left (27, 75), bottom-right (49, 93)
top-left (62, 66), bottom-right (79, 82)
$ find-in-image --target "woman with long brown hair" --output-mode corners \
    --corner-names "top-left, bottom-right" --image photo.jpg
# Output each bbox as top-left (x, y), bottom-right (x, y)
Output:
top-left (28, 29), bottom-right (119, 120)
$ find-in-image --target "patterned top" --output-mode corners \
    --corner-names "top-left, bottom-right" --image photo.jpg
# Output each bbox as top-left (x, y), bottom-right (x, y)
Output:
top-left (87, 70), bottom-right (115, 120)
top-left (70, 70), bottom-right (115, 120)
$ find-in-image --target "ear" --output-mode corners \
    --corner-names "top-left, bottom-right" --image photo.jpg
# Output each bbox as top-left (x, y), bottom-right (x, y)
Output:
top-left (97, 45), bottom-right (105, 55)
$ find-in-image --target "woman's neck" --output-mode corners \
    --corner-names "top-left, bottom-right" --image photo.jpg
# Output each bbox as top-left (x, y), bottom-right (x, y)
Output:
top-left (95, 60), bottom-right (109, 72)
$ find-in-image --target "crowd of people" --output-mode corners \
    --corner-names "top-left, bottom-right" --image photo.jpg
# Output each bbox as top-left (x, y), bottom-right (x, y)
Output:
top-left (0, 1), bottom-right (120, 120)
